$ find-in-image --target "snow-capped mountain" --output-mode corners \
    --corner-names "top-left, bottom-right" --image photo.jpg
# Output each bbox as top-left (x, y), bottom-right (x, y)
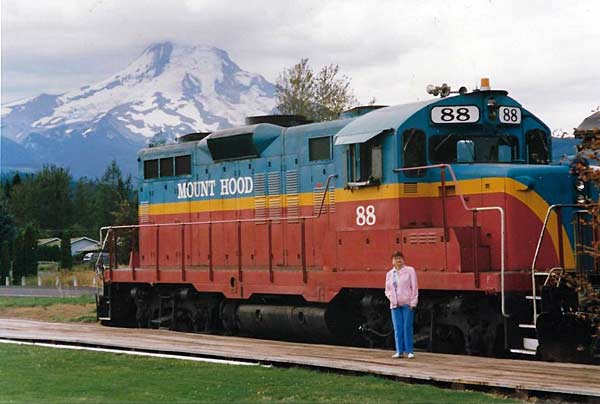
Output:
top-left (1, 42), bottom-right (277, 177)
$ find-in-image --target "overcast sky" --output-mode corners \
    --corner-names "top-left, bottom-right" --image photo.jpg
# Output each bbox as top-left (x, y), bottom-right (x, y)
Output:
top-left (2, 0), bottom-right (599, 133)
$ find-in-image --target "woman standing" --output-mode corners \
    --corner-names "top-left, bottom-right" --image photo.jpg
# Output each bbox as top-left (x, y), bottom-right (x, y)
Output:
top-left (385, 251), bottom-right (419, 358)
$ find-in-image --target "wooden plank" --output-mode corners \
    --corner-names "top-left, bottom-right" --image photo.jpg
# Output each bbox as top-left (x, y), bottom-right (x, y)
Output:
top-left (0, 319), bottom-right (598, 397)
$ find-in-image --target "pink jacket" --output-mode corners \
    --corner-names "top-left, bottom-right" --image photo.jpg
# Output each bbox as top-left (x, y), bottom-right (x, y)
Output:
top-left (385, 266), bottom-right (418, 309)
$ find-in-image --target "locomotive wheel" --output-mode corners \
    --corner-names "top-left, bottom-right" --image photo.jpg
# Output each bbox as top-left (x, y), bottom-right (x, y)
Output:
top-left (172, 307), bottom-right (198, 332)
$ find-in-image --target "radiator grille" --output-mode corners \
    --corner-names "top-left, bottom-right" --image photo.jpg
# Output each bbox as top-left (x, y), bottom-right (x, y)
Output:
top-left (404, 183), bottom-right (418, 194)
top-left (407, 232), bottom-right (438, 244)
top-left (139, 201), bottom-right (150, 224)
top-left (254, 173), bottom-right (266, 222)
top-left (313, 184), bottom-right (335, 215)
top-left (268, 172), bottom-right (282, 222)
top-left (286, 170), bottom-right (299, 223)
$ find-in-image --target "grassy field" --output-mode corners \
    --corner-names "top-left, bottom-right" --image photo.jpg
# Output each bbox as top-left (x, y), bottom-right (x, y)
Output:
top-left (0, 296), bottom-right (96, 323)
top-left (30, 267), bottom-right (97, 288)
top-left (0, 343), bottom-right (514, 403)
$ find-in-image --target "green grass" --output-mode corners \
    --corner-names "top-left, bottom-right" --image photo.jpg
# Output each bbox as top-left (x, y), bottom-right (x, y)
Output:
top-left (0, 344), bottom-right (514, 403)
top-left (0, 295), bottom-right (95, 308)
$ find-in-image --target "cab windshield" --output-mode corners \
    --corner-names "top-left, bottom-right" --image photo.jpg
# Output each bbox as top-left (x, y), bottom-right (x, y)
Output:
top-left (429, 134), bottom-right (519, 164)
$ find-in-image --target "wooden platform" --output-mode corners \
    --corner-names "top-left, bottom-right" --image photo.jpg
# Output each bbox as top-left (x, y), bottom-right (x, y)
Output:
top-left (0, 319), bottom-right (599, 398)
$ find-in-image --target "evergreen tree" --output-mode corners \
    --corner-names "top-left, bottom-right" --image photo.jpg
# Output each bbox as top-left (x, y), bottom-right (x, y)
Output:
top-left (22, 224), bottom-right (38, 276)
top-left (95, 160), bottom-right (135, 228)
top-left (12, 232), bottom-right (24, 284)
top-left (12, 173), bottom-right (21, 187)
top-left (276, 59), bottom-right (357, 122)
top-left (60, 231), bottom-right (73, 270)
top-left (0, 202), bottom-right (16, 244)
top-left (72, 177), bottom-right (98, 237)
top-left (0, 241), bottom-right (10, 284)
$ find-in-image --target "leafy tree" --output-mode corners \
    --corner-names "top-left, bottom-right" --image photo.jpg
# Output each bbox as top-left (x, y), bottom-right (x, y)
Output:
top-left (60, 231), bottom-right (73, 270)
top-left (34, 166), bottom-right (73, 232)
top-left (8, 165), bottom-right (73, 231)
top-left (276, 58), bottom-right (357, 122)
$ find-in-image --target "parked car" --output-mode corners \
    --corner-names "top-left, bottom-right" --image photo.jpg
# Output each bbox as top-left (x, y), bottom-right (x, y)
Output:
top-left (83, 252), bottom-right (110, 266)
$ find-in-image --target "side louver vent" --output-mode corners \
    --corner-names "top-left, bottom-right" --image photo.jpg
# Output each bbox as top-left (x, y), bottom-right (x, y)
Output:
top-left (404, 183), bottom-right (418, 194)
top-left (313, 184), bottom-right (335, 215)
top-left (139, 201), bottom-right (150, 224)
top-left (254, 173), bottom-right (267, 223)
top-left (286, 170), bottom-right (299, 223)
top-left (268, 172), bottom-right (282, 222)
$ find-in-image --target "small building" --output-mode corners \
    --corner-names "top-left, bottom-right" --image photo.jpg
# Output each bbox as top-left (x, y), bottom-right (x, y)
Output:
top-left (70, 237), bottom-right (100, 256)
top-left (37, 237), bottom-right (101, 256)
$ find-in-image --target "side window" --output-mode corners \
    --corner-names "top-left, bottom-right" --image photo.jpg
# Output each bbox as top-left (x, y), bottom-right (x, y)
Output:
top-left (160, 157), bottom-right (174, 177)
top-left (144, 159), bottom-right (158, 179)
top-left (309, 136), bottom-right (331, 161)
top-left (347, 136), bottom-right (383, 186)
top-left (526, 129), bottom-right (549, 164)
top-left (403, 129), bottom-right (426, 177)
top-left (175, 155), bottom-right (192, 176)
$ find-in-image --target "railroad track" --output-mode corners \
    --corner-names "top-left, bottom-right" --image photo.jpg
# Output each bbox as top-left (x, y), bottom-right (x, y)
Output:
top-left (1, 319), bottom-right (599, 400)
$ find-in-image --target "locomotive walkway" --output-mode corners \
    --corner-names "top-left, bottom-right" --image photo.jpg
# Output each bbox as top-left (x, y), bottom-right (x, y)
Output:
top-left (0, 319), bottom-right (598, 399)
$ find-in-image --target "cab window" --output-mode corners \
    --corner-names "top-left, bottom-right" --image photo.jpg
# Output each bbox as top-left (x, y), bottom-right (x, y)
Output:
top-left (403, 129), bottom-right (426, 177)
top-left (526, 130), bottom-right (549, 164)
top-left (309, 136), bottom-right (332, 161)
top-left (160, 157), bottom-right (174, 177)
top-left (144, 159), bottom-right (158, 179)
top-left (348, 137), bottom-right (383, 185)
top-left (175, 155), bottom-right (192, 175)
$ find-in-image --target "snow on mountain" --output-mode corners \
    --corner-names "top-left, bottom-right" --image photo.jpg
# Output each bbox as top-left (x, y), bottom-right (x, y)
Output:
top-left (1, 41), bottom-right (277, 177)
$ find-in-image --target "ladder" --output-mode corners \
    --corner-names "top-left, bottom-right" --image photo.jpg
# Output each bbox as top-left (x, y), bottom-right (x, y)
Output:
top-left (510, 267), bottom-right (563, 356)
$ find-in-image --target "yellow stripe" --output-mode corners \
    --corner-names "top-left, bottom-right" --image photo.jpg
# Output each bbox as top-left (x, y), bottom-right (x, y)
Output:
top-left (143, 177), bottom-right (574, 267)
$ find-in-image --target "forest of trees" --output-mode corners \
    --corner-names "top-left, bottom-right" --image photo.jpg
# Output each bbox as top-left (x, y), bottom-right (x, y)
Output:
top-left (0, 161), bottom-right (137, 283)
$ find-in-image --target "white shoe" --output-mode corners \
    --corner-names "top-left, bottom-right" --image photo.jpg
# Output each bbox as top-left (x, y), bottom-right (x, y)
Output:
top-left (392, 353), bottom-right (401, 358)
top-left (406, 353), bottom-right (415, 359)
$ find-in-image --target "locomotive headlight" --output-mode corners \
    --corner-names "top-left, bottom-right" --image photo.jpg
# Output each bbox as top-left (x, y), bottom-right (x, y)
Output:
top-left (575, 180), bottom-right (586, 192)
top-left (576, 194), bottom-right (587, 204)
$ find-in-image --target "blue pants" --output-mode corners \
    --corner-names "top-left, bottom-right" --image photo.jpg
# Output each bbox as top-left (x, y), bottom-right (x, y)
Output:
top-left (391, 305), bottom-right (414, 354)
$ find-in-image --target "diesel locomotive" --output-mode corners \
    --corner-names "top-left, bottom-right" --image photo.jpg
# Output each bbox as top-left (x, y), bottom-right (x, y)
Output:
top-left (97, 79), bottom-right (600, 363)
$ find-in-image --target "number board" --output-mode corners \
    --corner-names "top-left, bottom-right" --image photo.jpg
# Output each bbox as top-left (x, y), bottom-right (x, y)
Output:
top-left (431, 106), bottom-right (479, 124)
top-left (498, 106), bottom-right (521, 124)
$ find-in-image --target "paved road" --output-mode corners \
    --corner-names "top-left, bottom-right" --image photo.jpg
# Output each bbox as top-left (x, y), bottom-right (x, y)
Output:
top-left (0, 287), bottom-right (96, 297)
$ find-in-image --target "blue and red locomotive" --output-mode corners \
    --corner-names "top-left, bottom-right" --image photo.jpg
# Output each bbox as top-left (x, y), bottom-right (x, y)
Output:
top-left (97, 79), bottom-right (599, 362)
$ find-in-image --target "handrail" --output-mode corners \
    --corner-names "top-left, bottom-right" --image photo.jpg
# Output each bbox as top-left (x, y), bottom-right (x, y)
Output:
top-left (394, 164), bottom-right (507, 317)
top-left (530, 203), bottom-right (589, 323)
top-left (98, 174), bottom-right (338, 270)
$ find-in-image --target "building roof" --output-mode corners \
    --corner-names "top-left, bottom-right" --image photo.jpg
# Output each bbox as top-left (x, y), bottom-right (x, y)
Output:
top-left (37, 237), bottom-right (100, 246)
top-left (38, 237), bottom-right (61, 246)
top-left (70, 236), bottom-right (100, 244)
top-left (577, 111), bottom-right (600, 131)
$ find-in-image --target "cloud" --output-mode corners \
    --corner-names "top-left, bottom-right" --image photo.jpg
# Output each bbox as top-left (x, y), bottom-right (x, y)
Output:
top-left (1, 0), bottom-right (599, 131)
